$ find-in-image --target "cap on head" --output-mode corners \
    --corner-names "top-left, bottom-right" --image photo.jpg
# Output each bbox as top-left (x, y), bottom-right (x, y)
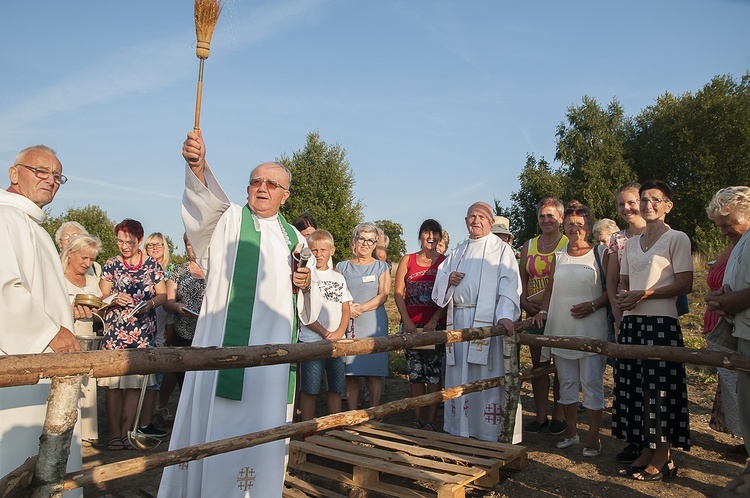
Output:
top-left (491, 215), bottom-right (511, 235)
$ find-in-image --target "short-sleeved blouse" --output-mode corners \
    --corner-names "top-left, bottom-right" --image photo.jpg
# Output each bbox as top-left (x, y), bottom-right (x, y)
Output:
top-left (101, 256), bottom-right (164, 350)
top-left (620, 229), bottom-right (693, 318)
top-left (169, 262), bottom-right (206, 341)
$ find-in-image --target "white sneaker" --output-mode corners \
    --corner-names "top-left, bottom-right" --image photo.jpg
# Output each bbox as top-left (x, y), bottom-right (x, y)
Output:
top-left (582, 442), bottom-right (602, 457)
top-left (556, 434), bottom-right (580, 449)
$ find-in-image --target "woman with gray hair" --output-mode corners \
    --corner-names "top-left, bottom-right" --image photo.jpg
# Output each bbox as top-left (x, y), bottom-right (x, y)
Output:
top-left (56, 220), bottom-right (102, 277)
top-left (337, 222), bottom-right (391, 409)
top-left (705, 185), bottom-right (750, 466)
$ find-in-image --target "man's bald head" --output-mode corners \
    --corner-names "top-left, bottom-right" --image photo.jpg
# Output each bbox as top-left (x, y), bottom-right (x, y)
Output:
top-left (465, 201), bottom-right (494, 239)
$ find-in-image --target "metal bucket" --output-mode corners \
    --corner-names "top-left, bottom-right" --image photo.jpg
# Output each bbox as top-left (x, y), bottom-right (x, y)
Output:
top-left (76, 335), bottom-right (104, 352)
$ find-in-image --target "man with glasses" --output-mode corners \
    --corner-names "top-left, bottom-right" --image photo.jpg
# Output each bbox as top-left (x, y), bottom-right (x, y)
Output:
top-left (159, 132), bottom-right (315, 498)
top-left (0, 145), bottom-right (82, 495)
top-left (432, 201), bottom-right (523, 444)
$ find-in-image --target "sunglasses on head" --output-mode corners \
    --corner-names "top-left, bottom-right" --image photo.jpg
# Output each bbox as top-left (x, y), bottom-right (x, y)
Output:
top-left (564, 208), bottom-right (588, 217)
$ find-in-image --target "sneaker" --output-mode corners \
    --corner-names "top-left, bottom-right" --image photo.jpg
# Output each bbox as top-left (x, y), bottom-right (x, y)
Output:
top-left (556, 434), bottom-right (580, 449)
top-left (524, 419), bottom-right (549, 433)
top-left (616, 443), bottom-right (643, 464)
top-left (549, 419), bottom-right (566, 436)
top-left (138, 424), bottom-right (169, 438)
top-left (583, 442), bottom-right (602, 457)
top-left (155, 406), bottom-right (174, 424)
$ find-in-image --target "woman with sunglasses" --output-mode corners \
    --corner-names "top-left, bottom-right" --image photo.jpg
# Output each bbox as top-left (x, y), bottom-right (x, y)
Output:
top-left (337, 222), bottom-right (391, 409)
top-left (613, 180), bottom-right (693, 481)
top-left (532, 201), bottom-right (609, 457)
top-left (98, 219), bottom-right (167, 450)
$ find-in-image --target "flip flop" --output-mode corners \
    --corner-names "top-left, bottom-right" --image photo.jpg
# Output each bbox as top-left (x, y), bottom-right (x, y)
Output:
top-left (107, 438), bottom-right (124, 451)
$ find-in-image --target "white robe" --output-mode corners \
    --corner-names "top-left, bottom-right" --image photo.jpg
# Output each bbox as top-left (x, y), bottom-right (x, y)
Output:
top-left (432, 234), bottom-right (523, 443)
top-left (0, 189), bottom-right (81, 496)
top-left (158, 165), bottom-right (312, 498)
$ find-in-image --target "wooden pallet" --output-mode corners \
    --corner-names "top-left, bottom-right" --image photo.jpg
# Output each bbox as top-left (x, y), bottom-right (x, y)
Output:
top-left (287, 422), bottom-right (527, 498)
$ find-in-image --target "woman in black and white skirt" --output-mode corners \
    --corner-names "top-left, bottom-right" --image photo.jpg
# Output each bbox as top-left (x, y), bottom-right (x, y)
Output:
top-left (613, 180), bottom-right (694, 481)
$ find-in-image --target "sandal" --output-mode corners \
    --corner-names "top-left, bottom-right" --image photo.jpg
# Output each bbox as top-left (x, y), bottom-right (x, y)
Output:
top-left (411, 420), bottom-right (424, 429)
top-left (633, 460), bottom-right (677, 481)
top-left (107, 437), bottom-right (124, 451)
top-left (422, 421), bottom-right (439, 432)
top-left (618, 464), bottom-right (646, 477)
top-left (121, 436), bottom-right (136, 450)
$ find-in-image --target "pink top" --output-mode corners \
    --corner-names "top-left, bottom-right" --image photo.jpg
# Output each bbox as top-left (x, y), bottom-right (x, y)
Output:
top-left (702, 258), bottom-right (728, 334)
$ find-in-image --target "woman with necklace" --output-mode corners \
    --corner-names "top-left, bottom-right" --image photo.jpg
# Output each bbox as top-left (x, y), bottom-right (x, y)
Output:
top-left (337, 222), bottom-right (391, 409)
top-left (531, 201), bottom-right (609, 456)
top-left (98, 219), bottom-right (167, 450)
top-left (518, 197), bottom-right (568, 435)
top-left (613, 180), bottom-right (693, 481)
top-left (394, 219), bottom-right (447, 431)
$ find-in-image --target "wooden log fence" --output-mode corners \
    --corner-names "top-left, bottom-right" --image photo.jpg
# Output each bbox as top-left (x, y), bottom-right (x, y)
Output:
top-left (2, 319), bottom-right (749, 495)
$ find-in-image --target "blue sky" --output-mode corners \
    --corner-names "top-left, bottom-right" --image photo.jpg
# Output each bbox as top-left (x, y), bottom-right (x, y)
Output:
top-left (2, 0), bottom-right (748, 253)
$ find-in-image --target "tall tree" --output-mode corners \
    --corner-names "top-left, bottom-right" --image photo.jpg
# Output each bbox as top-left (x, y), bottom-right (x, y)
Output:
top-left (555, 96), bottom-right (634, 222)
top-left (42, 205), bottom-right (118, 261)
top-left (374, 219), bottom-right (407, 262)
top-left (278, 132), bottom-right (364, 261)
top-left (506, 154), bottom-right (567, 244)
top-left (626, 72), bottom-right (750, 249)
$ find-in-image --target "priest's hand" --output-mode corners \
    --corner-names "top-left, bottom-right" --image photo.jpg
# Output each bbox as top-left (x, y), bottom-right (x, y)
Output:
top-left (448, 271), bottom-right (465, 287)
top-left (183, 131), bottom-right (207, 185)
top-left (294, 266), bottom-right (311, 292)
top-left (497, 318), bottom-right (515, 336)
top-left (50, 327), bottom-right (81, 352)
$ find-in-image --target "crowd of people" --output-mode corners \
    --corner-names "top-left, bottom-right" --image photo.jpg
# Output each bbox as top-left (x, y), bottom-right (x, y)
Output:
top-left (1, 138), bottom-right (749, 495)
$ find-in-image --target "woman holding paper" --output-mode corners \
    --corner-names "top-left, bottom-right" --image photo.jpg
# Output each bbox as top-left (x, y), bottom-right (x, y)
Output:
top-left (98, 218), bottom-right (167, 450)
top-left (518, 197), bottom-right (568, 435)
top-left (163, 233), bottom-right (206, 387)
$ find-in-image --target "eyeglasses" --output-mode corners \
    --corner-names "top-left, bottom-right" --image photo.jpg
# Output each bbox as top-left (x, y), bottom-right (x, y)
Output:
top-left (146, 243), bottom-right (164, 249)
top-left (249, 177), bottom-right (288, 191)
top-left (60, 233), bottom-right (80, 241)
top-left (640, 197), bottom-right (667, 206)
top-left (355, 236), bottom-right (377, 246)
top-left (15, 164), bottom-right (68, 185)
top-left (564, 208), bottom-right (589, 217)
top-left (116, 239), bottom-right (137, 247)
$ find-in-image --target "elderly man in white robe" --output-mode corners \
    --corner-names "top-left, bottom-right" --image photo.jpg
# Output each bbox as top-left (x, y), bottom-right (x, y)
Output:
top-left (158, 131), bottom-right (315, 498)
top-left (432, 201), bottom-right (523, 443)
top-left (0, 145), bottom-right (82, 495)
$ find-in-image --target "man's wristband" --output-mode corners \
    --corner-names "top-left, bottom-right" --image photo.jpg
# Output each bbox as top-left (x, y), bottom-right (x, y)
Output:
top-left (538, 310), bottom-right (548, 316)
top-left (590, 301), bottom-right (596, 311)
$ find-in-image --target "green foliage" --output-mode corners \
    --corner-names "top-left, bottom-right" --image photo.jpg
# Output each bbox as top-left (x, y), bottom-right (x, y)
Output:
top-left (555, 96), bottom-right (634, 222)
top-left (626, 73), bottom-right (750, 242)
top-left (375, 219), bottom-right (407, 262)
top-left (505, 154), bottom-right (567, 243)
top-left (278, 132), bottom-right (364, 262)
top-left (41, 205), bottom-right (118, 262)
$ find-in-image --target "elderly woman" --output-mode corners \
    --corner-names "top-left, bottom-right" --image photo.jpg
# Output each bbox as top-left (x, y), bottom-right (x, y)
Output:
top-left (592, 218), bottom-right (619, 246)
top-left (706, 186), bottom-right (750, 465)
top-left (532, 201), bottom-right (609, 456)
top-left (99, 219), bottom-right (167, 450)
top-left (394, 219), bottom-right (446, 431)
top-left (337, 222), bottom-right (391, 409)
top-left (613, 180), bottom-right (693, 481)
top-left (61, 234), bottom-right (103, 442)
top-left (519, 197), bottom-right (568, 435)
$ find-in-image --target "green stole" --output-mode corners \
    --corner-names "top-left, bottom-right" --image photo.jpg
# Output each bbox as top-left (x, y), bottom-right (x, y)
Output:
top-left (216, 205), bottom-right (299, 401)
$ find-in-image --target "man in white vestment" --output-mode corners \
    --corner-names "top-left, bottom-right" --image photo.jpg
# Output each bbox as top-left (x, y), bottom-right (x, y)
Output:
top-left (0, 146), bottom-right (82, 496)
top-left (432, 201), bottom-right (523, 443)
top-left (158, 132), bottom-right (314, 498)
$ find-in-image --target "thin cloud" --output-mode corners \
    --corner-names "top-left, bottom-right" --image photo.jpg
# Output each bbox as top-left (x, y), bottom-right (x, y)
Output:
top-left (65, 176), bottom-right (181, 201)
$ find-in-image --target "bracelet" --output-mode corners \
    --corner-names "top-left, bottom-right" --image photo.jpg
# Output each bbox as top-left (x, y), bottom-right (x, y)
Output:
top-left (538, 310), bottom-right (548, 316)
top-left (151, 299), bottom-right (155, 309)
top-left (590, 301), bottom-right (596, 312)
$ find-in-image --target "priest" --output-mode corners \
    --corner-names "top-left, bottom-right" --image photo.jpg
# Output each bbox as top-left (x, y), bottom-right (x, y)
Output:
top-left (432, 201), bottom-right (523, 443)
top-left (0, 145), bottom-right (81, 494)
top-left (158, 131), bottom-right (314, 498)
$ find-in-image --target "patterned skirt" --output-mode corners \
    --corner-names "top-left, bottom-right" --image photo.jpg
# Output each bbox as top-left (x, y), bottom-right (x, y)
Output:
top-left (611, 315), bottom-right (691, 450)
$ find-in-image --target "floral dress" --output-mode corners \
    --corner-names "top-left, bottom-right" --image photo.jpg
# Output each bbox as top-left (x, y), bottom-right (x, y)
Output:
top-left (101, 256), bottom-right (164, 350)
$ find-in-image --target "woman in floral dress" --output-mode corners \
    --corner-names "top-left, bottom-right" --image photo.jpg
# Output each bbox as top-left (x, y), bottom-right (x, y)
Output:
top-left (99, 219), bottom-right (167, 450)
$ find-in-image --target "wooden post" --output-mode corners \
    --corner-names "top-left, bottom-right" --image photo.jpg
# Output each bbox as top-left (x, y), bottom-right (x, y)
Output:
top-left (29, 375), bottom-right (81, 498)
top-left (499, 332), bottom-right (520, 444)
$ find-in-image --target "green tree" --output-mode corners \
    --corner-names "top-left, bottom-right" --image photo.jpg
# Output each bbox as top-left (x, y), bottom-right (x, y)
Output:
top-left (375, 219), bottom-right (407, 262)
top-left (278, 132), bottom-right (364, 262)
top-left (626, 72), bottom-right (750, 247)
top-left (42, 205), bottom-right (118, 261)
top-left (505, 154), bottom-right (567, 244)
top-left (555, 96), bottom-right (634, 222)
